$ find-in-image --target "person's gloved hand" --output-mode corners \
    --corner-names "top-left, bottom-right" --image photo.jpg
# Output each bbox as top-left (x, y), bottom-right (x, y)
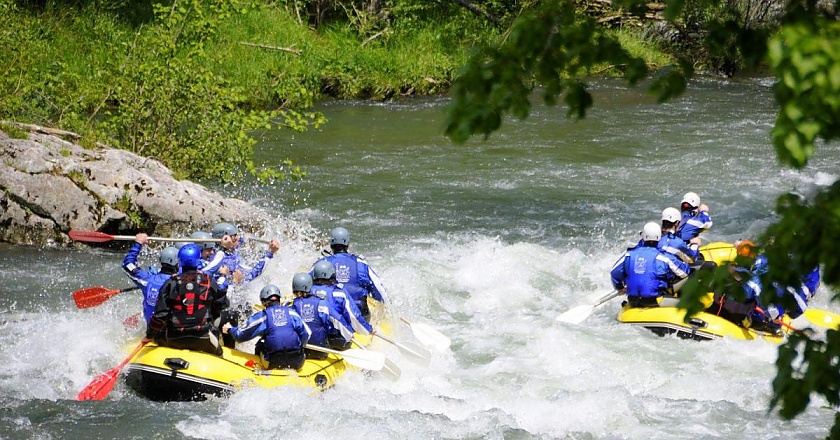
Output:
top-left (767, 305), bottom-right (781, 320)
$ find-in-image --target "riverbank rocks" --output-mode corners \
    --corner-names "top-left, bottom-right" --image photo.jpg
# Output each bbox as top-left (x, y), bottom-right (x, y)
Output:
top-left (0, 127), bottom-right (268, 247)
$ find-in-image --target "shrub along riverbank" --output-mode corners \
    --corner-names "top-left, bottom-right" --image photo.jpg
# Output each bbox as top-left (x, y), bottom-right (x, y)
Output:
top-left (0, 0), bottom-right (674, 183)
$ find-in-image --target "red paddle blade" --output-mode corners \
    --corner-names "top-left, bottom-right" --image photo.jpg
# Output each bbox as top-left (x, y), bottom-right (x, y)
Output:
top-left (73, 287), bottom-right (120, 309)
top-left (123, 313), bottom-right (141, 330)
top-left (76, 368), bottom-right (120, 401)
top-left (69, 230), bottom-right (115, 243)
top-left (76, 341), bottom-right (148, 401)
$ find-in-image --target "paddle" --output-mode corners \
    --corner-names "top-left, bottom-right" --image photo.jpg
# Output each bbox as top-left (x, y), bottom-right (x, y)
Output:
top-left (352, 340), bottom-right (401, 381)
top-left (305, 344), bottom-right (385, 371)
top-left (754, 306), bottom-right (798, 332)
top-left (72, 286), bottom-right (140, 309)
top-left (76, 340), bottom-right (148, 401)
top-left (399, 317), bottom-right (451, 352)
top-left (123, 313), bottom-right (142, 330)
top-left (69, 229), bottom-right (220, 244)
top-left (802, 308), bottom-right (840, 330)
top-left (556, 290), bottom-right (623, 324)
top-left (373, 333), bottom-right (431, 367)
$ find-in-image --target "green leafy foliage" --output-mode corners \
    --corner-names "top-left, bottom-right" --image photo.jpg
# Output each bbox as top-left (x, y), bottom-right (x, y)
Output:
top-left (96, 0), bottom-right (292, 183)
top-left (445, 0), bottom-right (656, 143)
top-left (0, 0), bottom-right (320, 184)
top-left (769, 12), bottom-right (840, 169)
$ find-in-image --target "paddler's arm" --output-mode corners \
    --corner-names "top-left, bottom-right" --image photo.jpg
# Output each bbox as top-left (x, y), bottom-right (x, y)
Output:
top-left (223, 310), bottom-right (267, 342)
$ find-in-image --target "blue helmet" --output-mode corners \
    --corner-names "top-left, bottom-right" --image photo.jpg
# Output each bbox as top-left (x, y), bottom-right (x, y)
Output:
top-left (159, 246), bottom-right (179, 266)
top-left (312, 259), bottom-right (335, 280)
top-left (751, 255), bottom-right (768, 276)
top-left (178, 244), bottom-right (201, 269)
top-left (330, 227), bottom-right (350, 246)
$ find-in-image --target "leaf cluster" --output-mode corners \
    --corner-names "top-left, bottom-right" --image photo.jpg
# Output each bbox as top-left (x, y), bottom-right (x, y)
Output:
top-left (769, 3), bottom-right (840, 168)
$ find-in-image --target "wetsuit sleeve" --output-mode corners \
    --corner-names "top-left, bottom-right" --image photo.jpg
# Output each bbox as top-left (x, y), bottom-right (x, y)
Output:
top-left (610, 253), bottom-right (628, 291)
top-left (802, 267), bottom-right (821, 298)
top-left (321, 301), bottom-right (353, 342)
top-left (230, 311), bottom-right (268, 342)
top-left (744, 278), bottom-right (761, 301)
top-left (697, 211), bottom-right (713, 230)
top-left (659, 236), bottom-right (699, 263)
top-left (656, 254), bottom-right (689, 281)
top-left (122, 242), bottom-right (152, 287)
top-left (201, 251), bottom-right (226, 276)
top-left (242, 252), bottom-right (274, 282)
top-left (336, 290), bottom-right (373, 334)
top-left (358, 259), bottom-right (386, 303)
top-left (214, 271), bottom-right (230, 292)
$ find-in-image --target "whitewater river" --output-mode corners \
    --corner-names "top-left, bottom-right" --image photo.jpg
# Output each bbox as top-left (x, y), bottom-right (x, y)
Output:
top-left (1, 77), bottom-right (838, 439)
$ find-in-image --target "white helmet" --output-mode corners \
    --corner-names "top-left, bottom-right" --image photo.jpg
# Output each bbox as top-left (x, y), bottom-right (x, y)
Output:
top-left (681, 192), bottom-right (700, 209)
top-left (661, 207), bottom-right (681, 223)
top-left (641, 222), bottom-right (661, 242)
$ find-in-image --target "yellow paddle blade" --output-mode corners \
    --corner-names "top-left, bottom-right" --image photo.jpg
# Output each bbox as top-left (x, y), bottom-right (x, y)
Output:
top-left (803, 308), bottom-right (840, 330)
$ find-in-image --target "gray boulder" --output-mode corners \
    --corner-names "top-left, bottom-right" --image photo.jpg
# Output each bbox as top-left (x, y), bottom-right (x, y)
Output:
top-left (0, 127), bottom-right (268, 247)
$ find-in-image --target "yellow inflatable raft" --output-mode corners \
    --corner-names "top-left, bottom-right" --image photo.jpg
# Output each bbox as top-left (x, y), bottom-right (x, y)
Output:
top-left (616, 242), bottom-right (788, 342)
top-left (123, 342), bottom-right (348, 401)
top-left (616, 302), bottom-right (786, 342)
top-left (125, 300), bottom-right (386, 401)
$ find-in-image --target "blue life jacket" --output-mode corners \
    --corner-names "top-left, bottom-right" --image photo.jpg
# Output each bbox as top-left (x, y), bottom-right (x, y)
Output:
top-left (262, 305), bottom-right (308, 353)
top-left (142, 273), bottom-right (171, 323)
top-left (678, 209), bottom-right (713, 241)
top-left (327, 253), bottom-right (365, 302)
top-left (311, 283), bottom-right (372, 334)
top-left (122, 242), bottom-right (175, 324)
top-left (292, 295), bottom-right (331, 347)
top-left (202, 247), bottom-right (272, 284)
top-left (658, 232), bottom-right (698, 263)
top-left (610, 246), bottom-right (673, 298)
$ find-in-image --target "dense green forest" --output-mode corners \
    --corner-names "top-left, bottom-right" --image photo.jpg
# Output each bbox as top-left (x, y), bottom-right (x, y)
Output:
top-left (1, 0), bottom-right (695, 182)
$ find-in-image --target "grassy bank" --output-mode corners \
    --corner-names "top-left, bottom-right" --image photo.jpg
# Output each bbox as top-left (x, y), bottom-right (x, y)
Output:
top-left (0, 0), bottom-right (673, 181)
